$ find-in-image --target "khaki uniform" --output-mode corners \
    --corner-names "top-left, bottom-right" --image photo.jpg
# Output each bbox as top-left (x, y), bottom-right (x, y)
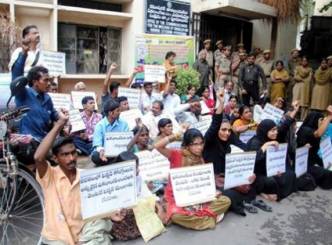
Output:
top-left (287, 57), bottom-right (301, 103)
top-left (215, 54), bottom-right (231, 90)
top-left (214, 49), bottom-right (223, 65)
top-left (257, 59), bottom-right (274, 94)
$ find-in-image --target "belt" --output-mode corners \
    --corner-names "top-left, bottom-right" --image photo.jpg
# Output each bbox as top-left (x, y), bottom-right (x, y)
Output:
top-left (244, 80), bottom-right (257, 85)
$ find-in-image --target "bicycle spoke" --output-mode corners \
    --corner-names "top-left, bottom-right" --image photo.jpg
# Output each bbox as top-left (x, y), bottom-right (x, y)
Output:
top-left (11, 214), bottom-right (43, 221)
top-left (14, 191), bottom-right (39, 212)
top-left (11, 216), bottom-right (42, 229)
top-left (6, 222), bottom-right (40, 238)
top-left (7, 223), bottom-right (22, 245)
top-left (14, 201), bottom-right (42, 217)
top-left (12, 179), bottom-right (30, 212)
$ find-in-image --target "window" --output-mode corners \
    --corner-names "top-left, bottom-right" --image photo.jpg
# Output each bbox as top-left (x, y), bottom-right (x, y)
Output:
top-left (58, 23), bottom-right (121, 74)
top-left (58, 0), bottom-right (122, 12)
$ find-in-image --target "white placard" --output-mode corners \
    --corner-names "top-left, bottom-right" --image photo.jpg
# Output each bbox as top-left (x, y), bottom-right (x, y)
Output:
top-left (170, 164), bottom-right (216, 207)
top-left (295, 146), bottom-right (309, 177)
top-left (320, 137), bottom-right (332, 169)
top-left (200, 101), bottom-right (211, 115)
top-left (118, 87), bottom-right (141, 109)
top-left (119, 109), bottom-right (143, 130)
top-left (239, 130), bottom-right (256, 144)
top-left (135, 149), bottom-right (170, 181)
top-left (80, 161), bottom-right (137, 220)
top-left (39, 51), bottom-right (66, 75)
top-left (104, 131), bottom-right (133, 157)
top-left (48, 93), bottom-right (72, 111)
top-left (262, 103), bottom-right (284, 124)
top-left (190, 115), bottom-right (212, 135)
top-left (69, 109), bottom-right (86, 133)
top-left (71, 91), bottom-right (98, 110)
top-left (253, 104), bottom-right (264, 123)
top-left (266, 143), bottom-right (288, 177)
top-left (144, 65), bottom-right (166, 83)
top-left (224, 152), bottom-right (256, 190)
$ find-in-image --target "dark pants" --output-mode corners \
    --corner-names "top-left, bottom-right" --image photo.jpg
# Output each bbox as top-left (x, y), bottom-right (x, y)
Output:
top-left (91, 150), bottom-right (117, 167)
top-left (309, 165), bottom-right (332, 189)
top-left (242, 81), bottom-right (259, 106)
top-left (73, 136), bottom-right (93, 156)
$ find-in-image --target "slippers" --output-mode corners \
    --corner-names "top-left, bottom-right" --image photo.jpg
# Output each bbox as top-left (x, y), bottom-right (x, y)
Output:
top-left (243, 201), bottom-right (258, 214)
top-left (251, 200), bottom-right (272, 212)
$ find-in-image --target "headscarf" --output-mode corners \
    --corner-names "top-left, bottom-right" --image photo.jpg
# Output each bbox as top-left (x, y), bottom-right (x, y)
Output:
top-left (256, 119), bottom-right (277, 144)
top-left (299, 111), bottom-right (323, 131)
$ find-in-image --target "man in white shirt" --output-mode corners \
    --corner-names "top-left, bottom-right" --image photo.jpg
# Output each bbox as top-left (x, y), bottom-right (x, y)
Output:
top-left (223, 80), bottom-right (236, 106)
top-left (162, 79), bottom-right (181, 114)
top-left (140, 82), bottom-right (162, 114)
top-left (175, 97), bottom-right (202, 124)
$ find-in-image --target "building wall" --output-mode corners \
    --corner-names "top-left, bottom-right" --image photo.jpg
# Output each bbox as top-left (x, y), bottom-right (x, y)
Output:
top-left (251, 19), bottom-right (272, 51)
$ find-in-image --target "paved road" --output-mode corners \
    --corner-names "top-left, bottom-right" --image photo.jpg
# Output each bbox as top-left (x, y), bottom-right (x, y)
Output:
top-left (115, 189), bottom-right (332, 245)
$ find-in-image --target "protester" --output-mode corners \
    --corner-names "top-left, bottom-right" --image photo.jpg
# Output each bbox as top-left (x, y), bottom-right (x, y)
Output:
top-left (74, 81), bottom-right (87, 91)
top-left (49, 81), bottom-right (59, 93)
top-left (153, 118), bottom-right (174, 145)
top-left (155, 128), bottom-right (231, 230)
top-left (224, 95), bottom-right (238, 116)
top-left (270, 60), bottom-right (289, 103)
top-left (162, 78), bottom-right (181, 114)
top-left (175, 97), bottom-right (202, 124)
top-left (180, 84), bottom-right (199, 104)
top-left (127, 123), bottom-right (152, 153)
top-left (223, 80), bottom-right (235, 106)
top-left (140, 82), bottom-right (162, 114)
top-left (232, 105), bottom-right (257, 134)
top-left (200, 86), bottom-right (215, 114)
top-left (116, 96), bottom-right (130, 112)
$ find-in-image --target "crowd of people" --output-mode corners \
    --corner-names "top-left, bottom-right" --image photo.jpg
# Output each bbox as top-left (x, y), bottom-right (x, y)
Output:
top-left (2, 25), bottom-right (332, 245)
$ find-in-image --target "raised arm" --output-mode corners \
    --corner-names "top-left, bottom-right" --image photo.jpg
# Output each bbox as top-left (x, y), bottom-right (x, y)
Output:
top-left (34, 109), bottom-right (69, 178)
top-left (314, 105), bottom-right (332, 138)
top-left (102, 63), bottom-right (117, 96)
top-left (154, 133), bottom-right (181, 159)
top-left (124, 67), bottom-right (139, 88)
top-left (204, 93), bottom-right (224, 142)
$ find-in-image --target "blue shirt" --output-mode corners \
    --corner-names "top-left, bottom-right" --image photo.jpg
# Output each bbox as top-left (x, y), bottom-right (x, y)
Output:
top-left (92, 117), bottom-right (129, 148)
top-left (15, 87), bottom-right (58, 141)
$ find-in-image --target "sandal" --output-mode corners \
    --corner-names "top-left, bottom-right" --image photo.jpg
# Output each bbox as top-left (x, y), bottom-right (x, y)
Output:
top-left (251, 200), bottom-right (272, 212)
top-left (243, 201), bottom-right (258, 214)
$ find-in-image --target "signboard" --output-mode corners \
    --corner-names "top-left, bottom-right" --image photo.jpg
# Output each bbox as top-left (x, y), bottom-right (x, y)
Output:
top-left (145, 0), bottom-right (191, 36)
top-left (253, 104), bottom-right (264, 123)
top-left (320, 137), bottom-right (332, 169)
top-left (80, 161), bottom-right (137, 220)
top-left (266, 143), bottom-right (288, 177)
top-left (119, 109), bottom-right (143, 130)
top-left (69, 109), bottom-right (86, 133)
top-left (224, 152), bottom-right (256, 190)
top-left (144, 65), bottom-right (166, 83)
top-left (261, 103), bottom-right (284, 124)
top-left (48, 93), bottom-right (72, 111)
top-left (135, 149), bottom-right (170, 181)
top-left (104, 131), bottom-right (134, 157)
top-left (190, 115), bottom-right (212, 135)
top-left (169, 163), bottom-right (216, 207)
top-left (295, 146), bottom-right (309, 177)
top-left (39, 51), bottom-right (66, 75)
top-left (118, 87), bottom-right (141, 109)
top-left (71, 91), bottom-right (98, 110)
top-left (239, 130), bottom-right (256, 144)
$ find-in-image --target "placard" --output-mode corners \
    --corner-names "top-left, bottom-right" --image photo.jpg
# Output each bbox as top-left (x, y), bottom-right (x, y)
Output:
top-left (145, 0), bottom-right (191, 36)
top-left (48, 93), bottom-right (72, 111)
top-left (320, 137), bottom-right (332, 169)
top-left (170, 164), bottom-right (216, 207)
top-left (39, 50), bottom-right (66, 75)
top-left (69, 109), bottom-right (86, 133)
top-left (239, 130), bottom-right (256, 144)
top-left (118, 87), bottom-right (141, 109)
top-left (119, 109), bottom-right (143, 130)
top-left (200, 101), bottom-right (211, 115)
top-left (253, 104), bottom-right (264, 123)
top-left (144, 65), bottom-right (166, 83)
top-left (104, 131), bottom-right (133, 157)
top-left (224, 152), bottom-right (256, 190)
top-left (80, 161), bottom-right (137, 220)
top-left (71, 91), bottom-right (98, 110)
top-left (190, 115), bottom-right (212, 135)
top-left (295, 146), bottom-right (309, 177)
top-left (135, 149), bottom-right (170, 181)
top-left (266, 143), bottom-right (288, 177)
top-left (262, 103), bottom-right (284, 124)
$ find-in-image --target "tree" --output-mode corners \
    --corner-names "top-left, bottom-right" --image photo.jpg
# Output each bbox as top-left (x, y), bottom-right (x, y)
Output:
top-left (319, 1), bottom-right (332, 12)
top-left (259, 0), bottom-right (301, 22)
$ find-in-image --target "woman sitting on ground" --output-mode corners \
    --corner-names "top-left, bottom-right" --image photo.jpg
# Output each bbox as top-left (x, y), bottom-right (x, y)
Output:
top-left (155, 128), bottom-right (231, 230)
top-left (127, 121), bottom-right (153, 153)
top-left (181, 84), bottom-right (199, 103)
top-left (232, 105), bottom-right (257, 135)
top-left (200, 86), bottom-right (215, 114)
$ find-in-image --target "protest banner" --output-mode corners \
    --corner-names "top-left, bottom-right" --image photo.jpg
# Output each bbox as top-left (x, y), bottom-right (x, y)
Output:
top-left (224, 152), bottom-right (256, 190)
top-left (253, 104), bottom-right (264, 123)
top-left (119, 109), bottom-right (143, 130)
top-left (71, 91), bottom-right (98, 110)
top-left (170, 164), bottom-right (216, 207)
top-left (200, 101), bottom-right (211, 115)
top-left (39, 50), bottom-right (66, 76)
top-left (48, 93), bottom-right (72, 111)
top-left (69, 109), bottom-right (86, 133)
top-left (144, 65), bottom-right (166, 83)
top-left (295, 146), bottom-right (309, 177)
top-left (320, 137), bottom-right (332, 169)
top-left (239, 130), bottom-right (256, 144)
top-left (266, 143), bottom-right (288, 177)
top-left (118, 87), bottom-right (141, 109)
top-left (135, 149), bottom-right (170, 181)
top-left (190, 115), bottom-right (212, 135)
top-left (0, 73), bottom-right (14, 109)
top-left (261, 103), bottom-right (284, 124)
top-left (104, 132), bottom-right (133, 157)
top-left (80, 160), bottom-right (137, 220)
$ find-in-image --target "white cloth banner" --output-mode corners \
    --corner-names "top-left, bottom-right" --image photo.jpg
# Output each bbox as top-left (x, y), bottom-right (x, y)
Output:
top-left (144, 65), bottom-right (166, 83)
top-left (266, 143), bottom-right (288, 177)
top-left (170, 164), bottom-right (216, 207)
top-left (320, 137), bottom-right (332, 169)
top-left (135, 150), bottom-right (170, 181)
top-left (80, 161), bottom-right (137, 220)
top-left (200, 101), bottom-right (211, 115)
top-left (239, 130), bottom-right (256, 144)
top-left (295, 146), bottom-right (309, 177)
top-left (119, 109), bottom-right (143, 130)
top-left (48, 93), bottom-right (72, 111)
top-left (224, 152), bottom-right (256, 189)
top-left (69, 109), bottom-right (86, 133)
top-left (118, 87), bottom-right (141, 109)
top-left (104, 132), bottom-right (133, 157)
top-left (71, 91), bottom-right (98, 110)
top-left (39, 51), bottom-right (66, 75)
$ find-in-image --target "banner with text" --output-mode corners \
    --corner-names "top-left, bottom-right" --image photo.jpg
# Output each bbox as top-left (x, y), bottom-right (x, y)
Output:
top-left (69, 109), bottom-right (86, 133)
top-left (119, 109), bottom-right (143, 130)
top-left (49, 93), bottom-right (72, 111)
top-left (118, 87), bottom-right (141, 109)
top-left (295, 146), bottom-right (309, 177)
top-left (39, 51), bottom-right (66, 76)
top-left (71, 91), bottom-right (98, 110)
top-left (104, 132), bottom-right (134, 157)
top-left (266, 143), bottom-right (288, 177)
top-left (320, 137), bottom-right (332, 169)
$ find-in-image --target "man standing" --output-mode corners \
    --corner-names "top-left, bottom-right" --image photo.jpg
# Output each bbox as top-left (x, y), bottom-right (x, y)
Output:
top-left (193, 51), bottom-right (210, 88)
top-left (239, 53), bottom-right (267, 106)
top-left (214, 40), bottom-right (224, 65)
top-left (215, 46), bottom-right (232, 90)
top-left (162, 78), bottom-right (181, 114)
top-left (231, 51), bottom-right (247, 96)
top-left (257, 49), bottom-right (274, 95)
top-left (199, 39), bottom-right (214, 79)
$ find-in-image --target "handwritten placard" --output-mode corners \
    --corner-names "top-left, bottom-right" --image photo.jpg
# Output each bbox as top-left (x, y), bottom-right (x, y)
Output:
top-left (39, 51), bottom-right (66, 75)
top-left (80, 160), bottom-right (137, 220)
top-left (118, 87), bottom-right (141, 109)
top-left (224, 152), bottom-right (256, 190)
top-left (295, 146), bottom-right (309, 177)
top-left (119, 109), bottom-right (143, 130)
top-left (104, 132), bottom-right (133, 157)
top-left (135, 150), bottom-right (170, 181)
top-left (69, 109), bottom-right (86, 133)
top-left (144, 65), bottom-right (166, 83)
top-left (320, 137), bottom-right (332, 169)
top-left (262, 103), bottom-right (284, 124)
top-left (71, 91), bottom-right (98, 110)
top-left (48, 93), bottom-right (72, 111)
top-left (190, 115), bottom-right (212, 135)
top-left (239, 130), bottom-right (256, 144)
top-left (266, 143), bottom-right (288, 177)
top-left (170, 164), bottom-right (216, 207)
top-left (253, 104), bottom-right (264, 123)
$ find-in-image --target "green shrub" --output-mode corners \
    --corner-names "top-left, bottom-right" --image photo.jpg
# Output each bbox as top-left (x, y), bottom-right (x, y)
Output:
top-left (175, 67), bottom-right (200, 96)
